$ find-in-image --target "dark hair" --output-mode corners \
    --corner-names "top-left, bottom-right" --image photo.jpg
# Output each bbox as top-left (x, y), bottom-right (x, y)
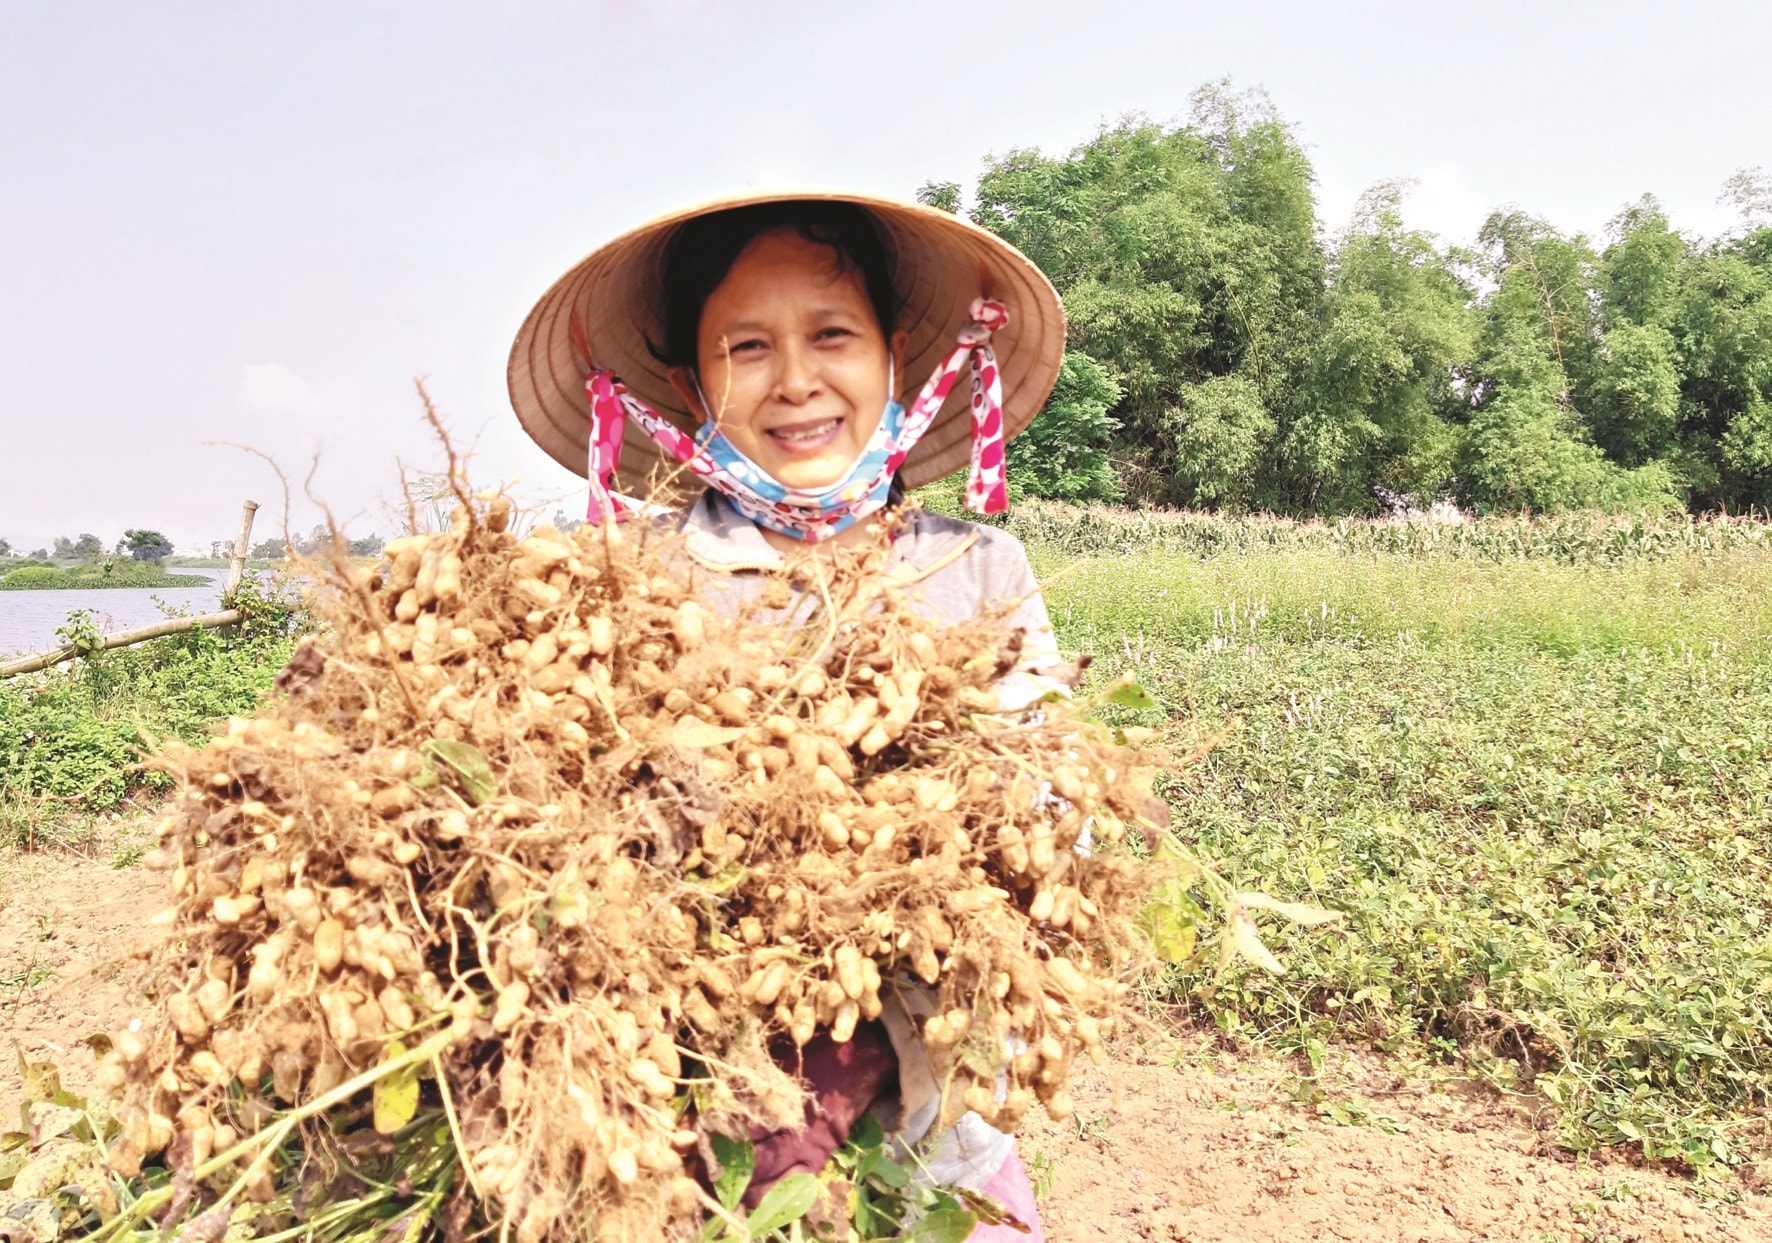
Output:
top-left (650, 201), bottom-right (899, 371)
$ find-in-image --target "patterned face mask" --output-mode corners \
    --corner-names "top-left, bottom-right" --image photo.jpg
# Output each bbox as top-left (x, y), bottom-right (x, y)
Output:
top-left (571, 298), bottom-right (1011, 543)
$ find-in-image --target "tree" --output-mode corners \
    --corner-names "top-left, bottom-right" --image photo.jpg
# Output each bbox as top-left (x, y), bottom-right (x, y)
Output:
top-left (123, 529), bottom-right (174, 563)
top-left (1458, 213), bottom-right (1603, 511)
top-left (931, 83), bottom-right (1772, 514)
top-left (72, 533), bottom-right (103, 560)
top-left (1287, 181), bottom-right (1477, 510)
top-left (52, 536), bottom-right (74, 559)
top-left (965, 90), bottom-right (1327, 509)
top-left (1719, 166), bottom-right (1772, 232)
top-left (251, 537), bottom-right (288, 560)
top-left (915, 181), bottom-right (961, 214)
top-left (28, 549), bottom-right (46, 561)
top-left (1599, 198), bottom-right (1686, 328)
top-left (1589, 320), bottom-right (1682, 467)
top-left (1581, 200), bottom-right (1688, 473)
top-left (348, 534), bottom-right (385, 557)
top-left (1457, 211), bottom-right (1678, 513)
top-left (1007, 350), bottom-right (1123, 504)
top-left (0, 538), bottom-right (11, 557)
top-left (1670, 229), bottom-right (1772, 509)
top-left (1165, 375), bottom-right (1273, 509)
top-left (288, 523), bottom-right (335, 555)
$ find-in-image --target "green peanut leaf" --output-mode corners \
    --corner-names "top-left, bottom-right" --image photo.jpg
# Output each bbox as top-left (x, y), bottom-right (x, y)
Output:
top-left (744, 1171), bottom-right (818, 1236)
top-left (416, 739), bottom-right (495, 805)
top-left (373, 1041), bottom-right (422, 1135)
top-left (1140, 878), bottom-right (1203, 965)
top-left (1097, 676), bottom-right (1157, 710)
top-left (709, 1133), bottom-right (754, 1212)
top-left (909, 1208), bottom-right (980, 1242)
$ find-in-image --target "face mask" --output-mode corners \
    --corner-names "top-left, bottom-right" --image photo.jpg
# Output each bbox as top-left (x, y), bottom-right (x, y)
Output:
top-left (687, 379), bottom-right (908, 541)
top-left (572, 298), bottom-right (1011, 543)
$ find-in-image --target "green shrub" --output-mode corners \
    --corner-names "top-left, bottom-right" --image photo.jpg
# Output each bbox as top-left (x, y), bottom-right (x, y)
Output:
top-left (2, 565), bottom-right (67, 589)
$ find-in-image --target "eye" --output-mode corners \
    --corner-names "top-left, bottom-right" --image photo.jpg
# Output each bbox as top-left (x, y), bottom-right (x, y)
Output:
top-left (816, 326), bottom-right (856, 343)
top-left (728, 338), bottom-right (767, 355)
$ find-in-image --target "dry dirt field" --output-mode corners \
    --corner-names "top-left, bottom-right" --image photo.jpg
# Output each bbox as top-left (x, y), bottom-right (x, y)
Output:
top-left (4, 833), bottom-right (1769, 1243)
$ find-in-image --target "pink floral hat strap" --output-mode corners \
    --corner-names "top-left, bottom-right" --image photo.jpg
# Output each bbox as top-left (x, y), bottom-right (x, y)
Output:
top-left (892, 297), bottom-right (1009, 516)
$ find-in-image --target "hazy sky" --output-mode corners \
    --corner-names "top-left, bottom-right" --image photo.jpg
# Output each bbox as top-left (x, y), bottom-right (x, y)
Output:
top-left (3, 1), bottom-right (1768, 553)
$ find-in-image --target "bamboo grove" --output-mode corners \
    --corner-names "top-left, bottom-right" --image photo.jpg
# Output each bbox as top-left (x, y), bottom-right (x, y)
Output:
top-left (924, 85), bottom-right (1772, 518)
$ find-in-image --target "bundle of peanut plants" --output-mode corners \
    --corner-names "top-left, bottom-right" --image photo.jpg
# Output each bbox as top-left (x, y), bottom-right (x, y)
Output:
top-left (77, 483), bottom-right (1170, 1243)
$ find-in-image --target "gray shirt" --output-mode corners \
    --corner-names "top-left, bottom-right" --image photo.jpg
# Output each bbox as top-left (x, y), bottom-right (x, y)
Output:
top-left (663, 490), bottom-right (1062, 706)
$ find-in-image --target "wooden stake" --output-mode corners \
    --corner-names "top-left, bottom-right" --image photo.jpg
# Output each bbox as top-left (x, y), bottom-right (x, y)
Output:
top-left (224, 499), bottom-right (260, 602)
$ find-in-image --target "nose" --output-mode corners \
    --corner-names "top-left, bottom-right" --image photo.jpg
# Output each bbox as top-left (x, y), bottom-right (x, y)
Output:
top-left (772, 338), bottom-right (820, 405)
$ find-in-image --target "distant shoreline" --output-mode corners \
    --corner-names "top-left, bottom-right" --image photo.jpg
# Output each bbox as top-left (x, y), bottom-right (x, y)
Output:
top-left (166, 558), bottom-right (273, 569)
top-left (0, 566), bottom-right (213, 591)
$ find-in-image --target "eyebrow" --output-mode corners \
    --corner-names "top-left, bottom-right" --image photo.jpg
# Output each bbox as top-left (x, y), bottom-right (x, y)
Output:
top-left (715, 307), bottom-right (867, 335)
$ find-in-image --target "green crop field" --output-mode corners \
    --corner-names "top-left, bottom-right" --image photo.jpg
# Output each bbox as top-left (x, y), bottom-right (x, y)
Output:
top-left (1019, 506), bottom-right (1772, 1175)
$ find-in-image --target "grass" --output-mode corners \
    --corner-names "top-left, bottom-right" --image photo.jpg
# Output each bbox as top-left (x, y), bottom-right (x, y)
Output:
top-left (1030, 516), bottom-right (1772, 1176)
top-left (0, 964), bottom-right (55, 990)
top-left (1040, 546), bottom-right (1771, 656)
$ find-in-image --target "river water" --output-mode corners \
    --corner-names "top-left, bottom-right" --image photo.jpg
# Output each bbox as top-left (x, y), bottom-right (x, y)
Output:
top-left (0, 569), bottom-right (231, 658)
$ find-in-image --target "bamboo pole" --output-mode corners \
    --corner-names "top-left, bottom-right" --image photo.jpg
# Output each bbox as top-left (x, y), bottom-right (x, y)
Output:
top-left (0, 609), bottom-right (244, 679)
top-left (224, 499), bottom-right (260, 602)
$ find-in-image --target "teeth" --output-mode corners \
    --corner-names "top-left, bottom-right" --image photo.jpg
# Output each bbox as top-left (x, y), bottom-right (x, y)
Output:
top-left (772, 420), bottom-right (839, 443)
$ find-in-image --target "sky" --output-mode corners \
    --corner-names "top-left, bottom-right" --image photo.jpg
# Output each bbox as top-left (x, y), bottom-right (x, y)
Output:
top-left (2, 0), bottom-right (1768, 554)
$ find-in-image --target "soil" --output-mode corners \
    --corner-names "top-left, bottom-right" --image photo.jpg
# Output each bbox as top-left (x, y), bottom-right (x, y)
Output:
top-left (4, 832), bottom-right (1769, 1243)
top-left (1022, 1043), bottom-right (1772, 1242)
top-left (1, 824), bottom-right (162, 1124)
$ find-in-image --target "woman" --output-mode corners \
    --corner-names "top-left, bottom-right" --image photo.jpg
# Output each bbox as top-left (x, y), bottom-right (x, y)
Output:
top-left (508, 191), bottom-right (1067, 1240)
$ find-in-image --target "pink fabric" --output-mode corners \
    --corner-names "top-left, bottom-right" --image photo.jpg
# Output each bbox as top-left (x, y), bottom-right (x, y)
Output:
top-left (743, 1021), bottom-right (898, 1209)
top-left (970, 1150), bottom-right (1045, 1241)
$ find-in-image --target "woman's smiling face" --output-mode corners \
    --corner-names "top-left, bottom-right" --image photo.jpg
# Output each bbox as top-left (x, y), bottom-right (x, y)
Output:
top-left (669, 229), bottom-right (906, 492)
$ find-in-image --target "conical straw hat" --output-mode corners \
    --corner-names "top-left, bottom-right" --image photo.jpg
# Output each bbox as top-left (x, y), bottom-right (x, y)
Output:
top-left (507, 189), bottom-right (1066, 498)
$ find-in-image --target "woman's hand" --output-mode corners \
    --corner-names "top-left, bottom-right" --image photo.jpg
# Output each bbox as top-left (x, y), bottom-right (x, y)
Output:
top-left (744, 1019), bottom-right (897, 1207)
